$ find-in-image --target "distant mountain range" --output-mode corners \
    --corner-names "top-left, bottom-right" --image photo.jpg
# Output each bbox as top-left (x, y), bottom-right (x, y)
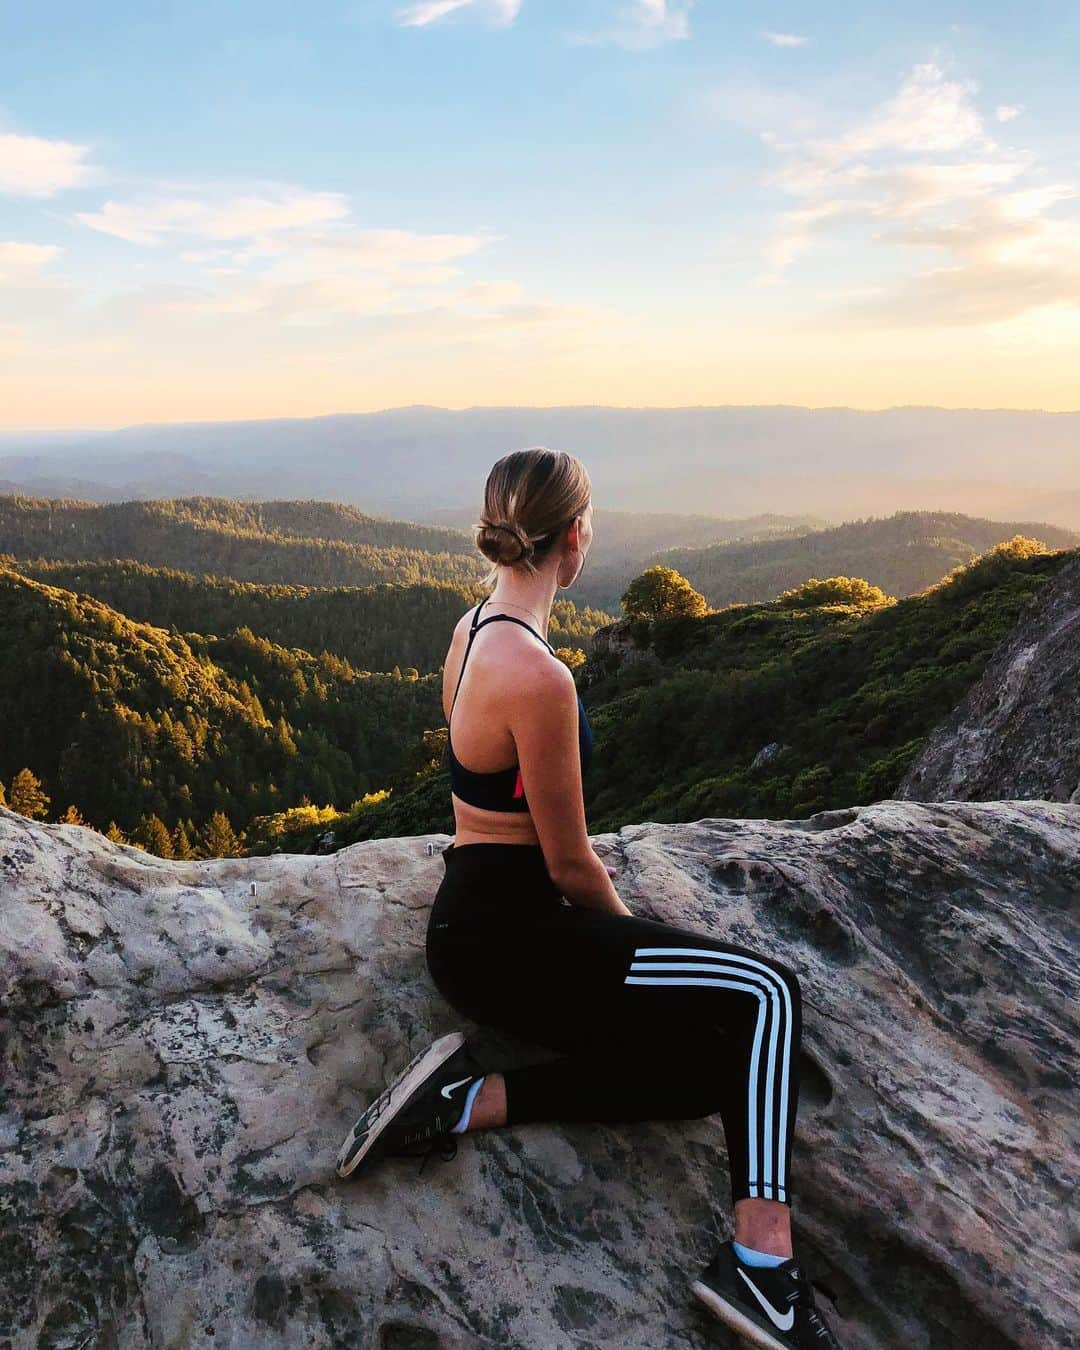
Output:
top-left (2, 405), bottom-right (1078, 525)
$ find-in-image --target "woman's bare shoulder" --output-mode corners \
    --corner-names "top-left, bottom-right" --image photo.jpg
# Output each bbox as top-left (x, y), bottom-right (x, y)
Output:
top-left (448, 604), bottom-right (479, 646)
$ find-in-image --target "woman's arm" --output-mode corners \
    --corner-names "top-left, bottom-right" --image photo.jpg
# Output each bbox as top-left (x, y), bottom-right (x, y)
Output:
top-left (509, 660), bottom-right (631, 916)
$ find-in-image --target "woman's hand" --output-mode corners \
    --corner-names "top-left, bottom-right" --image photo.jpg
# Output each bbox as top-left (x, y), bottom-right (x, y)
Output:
top-left (595, 854), bottom-right (631, 912)
top-left (592, 844), bottom-right (619, 881)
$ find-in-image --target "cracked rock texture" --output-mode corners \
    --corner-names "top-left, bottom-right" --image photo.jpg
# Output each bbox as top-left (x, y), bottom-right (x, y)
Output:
top-left (900, 556), bottom-right (1080, 803)
top-left (1, 801), bottom-right (1078, 1350)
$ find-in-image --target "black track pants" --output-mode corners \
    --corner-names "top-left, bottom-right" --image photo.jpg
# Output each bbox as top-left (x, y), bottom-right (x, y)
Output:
top-left (425, 842), bottom-right (802, 1206)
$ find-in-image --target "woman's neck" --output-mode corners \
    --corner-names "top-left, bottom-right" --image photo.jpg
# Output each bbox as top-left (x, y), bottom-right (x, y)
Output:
top-left (486, 574), bottom-right (558, 633)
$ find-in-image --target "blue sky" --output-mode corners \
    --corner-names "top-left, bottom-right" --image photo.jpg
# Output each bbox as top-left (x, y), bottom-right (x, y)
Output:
top-left (1, 1), bottom-right (1078, 426)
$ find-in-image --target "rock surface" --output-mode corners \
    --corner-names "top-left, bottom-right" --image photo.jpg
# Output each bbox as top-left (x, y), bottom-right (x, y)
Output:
top-left (1, 801), bottom-right (1078, 1350)
top-left (899, 556), bottom-right (1080, 803)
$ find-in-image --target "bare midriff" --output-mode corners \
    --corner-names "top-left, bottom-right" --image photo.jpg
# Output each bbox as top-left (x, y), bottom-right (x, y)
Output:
top-left (451, 794), bottom-right (542, 847)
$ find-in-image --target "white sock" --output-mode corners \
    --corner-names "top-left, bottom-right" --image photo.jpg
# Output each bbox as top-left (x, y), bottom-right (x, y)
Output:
top-left (450, 1076), bottom-right (485, 1133)
top-left (733, 1240), bottom-right (788, 1268)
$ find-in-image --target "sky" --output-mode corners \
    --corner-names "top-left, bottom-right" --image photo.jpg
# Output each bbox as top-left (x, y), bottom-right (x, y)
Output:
top-left (1, 0), bottom-right (1078, 428)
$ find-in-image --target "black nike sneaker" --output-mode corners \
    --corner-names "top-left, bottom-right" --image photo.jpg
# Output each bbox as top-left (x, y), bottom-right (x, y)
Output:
top-left (690, 1241), bottom-right (843, 1348)
top-left (336, 1031), bottom-right (487, 1180)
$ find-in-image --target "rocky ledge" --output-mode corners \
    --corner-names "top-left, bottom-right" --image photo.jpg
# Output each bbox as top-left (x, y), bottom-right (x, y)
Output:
top-left (1, 801), bottom-right (1077, 1349)
top-left (900, 555), bottom-right (1080, 803)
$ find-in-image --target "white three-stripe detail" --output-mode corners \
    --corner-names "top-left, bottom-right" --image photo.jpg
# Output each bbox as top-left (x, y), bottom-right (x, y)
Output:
top-left (625, 970), bottom-right (769, 1195)
top-left (628, 946), bottom-right (794, 1196)
top-left (623, 946), bottom-right (794, 1201)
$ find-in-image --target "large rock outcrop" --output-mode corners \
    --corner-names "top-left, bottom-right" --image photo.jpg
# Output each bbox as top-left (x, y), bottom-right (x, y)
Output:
top-left (899, 556), bottom-right (1080, 803)
top-left (1, 801), bottom-right (1077, 1349)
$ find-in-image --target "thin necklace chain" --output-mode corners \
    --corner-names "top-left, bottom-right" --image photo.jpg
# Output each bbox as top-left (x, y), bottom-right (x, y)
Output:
top-left (482, 596), bottom-right (547, 633)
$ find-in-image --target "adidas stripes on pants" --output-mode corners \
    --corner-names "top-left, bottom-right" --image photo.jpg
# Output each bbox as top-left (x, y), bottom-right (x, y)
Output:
top-left (425, 843), bottom-right (802, 1206)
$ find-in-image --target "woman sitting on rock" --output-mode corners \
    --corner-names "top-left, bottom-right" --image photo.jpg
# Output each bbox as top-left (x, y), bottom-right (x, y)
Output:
top-left (336, 448), bottom-right (842, 1350)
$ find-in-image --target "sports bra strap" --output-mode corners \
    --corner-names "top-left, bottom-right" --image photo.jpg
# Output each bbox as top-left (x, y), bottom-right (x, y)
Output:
top-left (450, 605), bottom-right (555, 716)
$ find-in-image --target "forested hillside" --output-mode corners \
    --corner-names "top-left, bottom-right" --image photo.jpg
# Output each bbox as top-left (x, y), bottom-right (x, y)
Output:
top-left (0, 565), bottom-right (449, 850)
top-left (304, 539), bottom-right (1071, 852)
top-left (3, 486), bottom-right (1073, 863)
top-left (1, 495), bottom-right (825, 616)
top-left (539, 510), bottom-right (829, 613)
top-left (6, 496), bottom-right (1065, 621)
top-left (659, 511), bottom-right (1079, 608)
top-left (0, 495), bottom-right (481, 588)
top-left (10, 559), bottom-right (615, 673)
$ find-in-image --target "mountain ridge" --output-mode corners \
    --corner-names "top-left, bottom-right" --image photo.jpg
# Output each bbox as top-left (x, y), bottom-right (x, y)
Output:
top-left (3, 405), bottom-right (1078, 523)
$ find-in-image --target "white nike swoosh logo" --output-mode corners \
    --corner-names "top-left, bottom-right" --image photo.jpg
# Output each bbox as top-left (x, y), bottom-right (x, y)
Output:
top-left (440, 1076), bottom-right (471, 1099)
top-left (737, 1269), bottom-right (795, 1332)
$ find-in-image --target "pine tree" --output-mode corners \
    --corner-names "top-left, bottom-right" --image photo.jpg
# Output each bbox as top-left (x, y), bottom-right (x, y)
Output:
top-left (59, 804), bottom-right (87, 825)
top-left (105, 821), bottom-right (127, 844)
top-left (133, 813), bottom-right (175, 858)
top-left (274, 716), bottom-right (298, 755)
top-left (201, 810), bottom-right (242, 858)
top-left (172, 820), bottom-right (195, 859)
top-left (0, 779), bottom-right (6, 807)
top-left (9, 768), bottom-right (50, 820)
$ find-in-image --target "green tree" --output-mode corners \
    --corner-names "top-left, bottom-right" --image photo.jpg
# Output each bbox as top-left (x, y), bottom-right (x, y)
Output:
top-left (202, 810), bottom-right (243, 858)
top-left (172, 819), bottom-right (196, 859)
top-left (9, 768), bottom-right (50, 820)
top-left (777, 576), bottom-right (892, 610)
top-left (133, 813), bottom-right (175, 858)
top-left (273, 716), bottom-right (298, 756)
top-left (622, 566), bottom-right (709, 620)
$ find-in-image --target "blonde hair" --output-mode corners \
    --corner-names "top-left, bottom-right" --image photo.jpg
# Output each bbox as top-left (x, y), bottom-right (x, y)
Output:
top-left (474, 448), bottom-right (591, 586)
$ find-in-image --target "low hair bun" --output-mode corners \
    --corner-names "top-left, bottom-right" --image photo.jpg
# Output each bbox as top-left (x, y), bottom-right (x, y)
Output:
top-left (476, 518), bottom-right (534, 566)
top-left (475, 449), bottom-right (591, 583)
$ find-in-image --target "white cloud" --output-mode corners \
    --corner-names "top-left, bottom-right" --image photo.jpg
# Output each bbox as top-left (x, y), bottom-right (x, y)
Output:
top-left (289, 228), bottom-right (488, 267)
top-left (704, 83), bottom-right (818, 138)
top-left (63, 171), bottom-right (513, 328)
top-left (455, 279), bottom-right (526, 305)
top-left (75, 187), bottom-right (349, 245)
top-left (996, 104), bottom-right (1024, 123)
top-left (572, 0), bottom-right (694, 50)
top-left (751, 61), bottom-right (1080, 327)
top-left (179, 248), bottom-right (235, 264)
top-left (762, 31), bottom-right (808, 47)
top-left (807, 62), bottom-right (987, 172)
top-left (0, 131), bottom-right (95, 198)
top-left (0, 241), bottom-right (62, 285)
top-left (400, 0), bottom-right (691, 47)
top-left (397, 0), bottom-right (521, 27)
top-left (7, 142), bottom-right (624, 384)
top-left (138, 224), bottom-right (494, 322)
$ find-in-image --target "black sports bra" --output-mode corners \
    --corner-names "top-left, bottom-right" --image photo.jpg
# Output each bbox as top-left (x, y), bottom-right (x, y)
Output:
top-left (445, 601), bottom-right (594, 813)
